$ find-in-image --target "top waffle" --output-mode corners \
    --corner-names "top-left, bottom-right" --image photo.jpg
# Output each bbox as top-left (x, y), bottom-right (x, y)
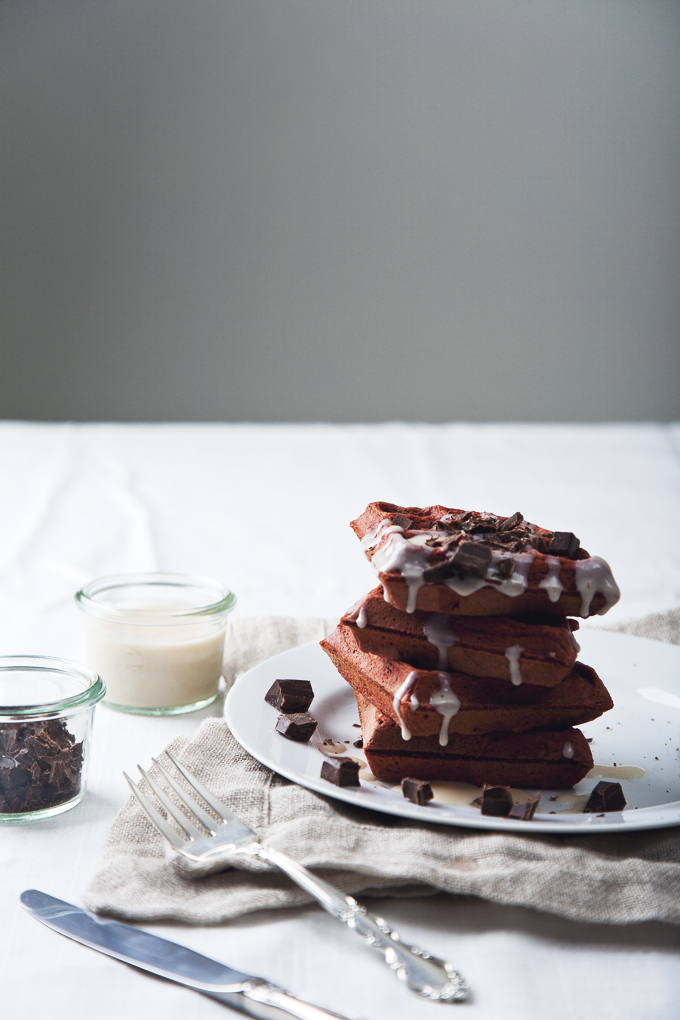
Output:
top-left (351, 502), bottom-right (620, 618)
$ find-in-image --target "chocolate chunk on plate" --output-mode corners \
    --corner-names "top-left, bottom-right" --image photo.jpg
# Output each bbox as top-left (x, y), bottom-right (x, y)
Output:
top-left (509, 792), bottom-right (541, 821)
top-left (402, 777), bottom-right (433, 806)
top-left (549, 531), bottom-right (581, 559)
top-left (320, 757), bottom-right (361, 787)
top-left (265, 678), bottom-right (314, 714)
top-left (582, 781), bottom-right (626, 813)
top-left (480, 785), bottom-right (514, 816)
top-left (275, 712), bottom-right (318, 743)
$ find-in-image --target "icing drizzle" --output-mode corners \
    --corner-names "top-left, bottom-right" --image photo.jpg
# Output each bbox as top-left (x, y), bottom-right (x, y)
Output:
top-left (365, 514), bottom-right (620, 620)
top-left (505, 644), bottom-right (524, 686)
top-left (574, 557), bottom-right (621, 616)
top-left (423, 613), bottom-right (459, 669)
top-left (538, 556), bottom-right (563, 603)
top-left (371, 532), bottom-right (432, 613)
top-left (429, 673), bottom-right (461, 747)
top-left (392, 670), bottom-right (419, 740)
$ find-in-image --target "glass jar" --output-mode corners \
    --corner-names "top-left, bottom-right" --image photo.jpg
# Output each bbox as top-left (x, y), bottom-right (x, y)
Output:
top-left (75, 573), bottom-right (236, 715)
top-left (0, 656), bottom-right (105, 823)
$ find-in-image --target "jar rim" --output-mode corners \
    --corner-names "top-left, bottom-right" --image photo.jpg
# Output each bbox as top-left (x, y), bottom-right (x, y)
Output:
top-left (0, 655), bottom-right (106, 719)
top-left (75, 572), bottom-right (236, 623)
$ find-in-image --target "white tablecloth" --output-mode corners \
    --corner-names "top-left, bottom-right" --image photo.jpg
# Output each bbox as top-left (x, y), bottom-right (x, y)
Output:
top-left (1, 421), bottom-right (679, 1020)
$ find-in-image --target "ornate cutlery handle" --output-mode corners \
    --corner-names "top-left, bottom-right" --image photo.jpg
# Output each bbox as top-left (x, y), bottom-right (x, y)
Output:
top-left (253, 844), bottom-right (467, 1002)
top-left (209, 980), bottom-right (360, 1020)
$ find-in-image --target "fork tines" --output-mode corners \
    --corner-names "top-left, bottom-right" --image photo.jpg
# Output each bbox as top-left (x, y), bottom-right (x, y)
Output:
top-left (124, 750), bottom-right (232, 848)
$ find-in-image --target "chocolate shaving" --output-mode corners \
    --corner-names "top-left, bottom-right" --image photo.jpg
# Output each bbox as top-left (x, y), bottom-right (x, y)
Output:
top-left (496, 557), bottom-right (514, 579)
top-left (0, 719), bottom-right (83, 814)
top-left (498, 512), bottom-right (524, 532)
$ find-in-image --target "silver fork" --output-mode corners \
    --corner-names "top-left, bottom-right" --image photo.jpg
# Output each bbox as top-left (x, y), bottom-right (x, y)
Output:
top-left (125, 750), bottom-right (467, 1003)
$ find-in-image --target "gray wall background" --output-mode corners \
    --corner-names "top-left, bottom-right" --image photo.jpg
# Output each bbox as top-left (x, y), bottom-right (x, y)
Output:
top-left (1, 0), bottom-right (679, 422)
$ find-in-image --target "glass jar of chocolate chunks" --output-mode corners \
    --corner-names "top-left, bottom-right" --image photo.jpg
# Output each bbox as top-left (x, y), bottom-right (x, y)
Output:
top-left (0, 656), bottom-right (105, 823)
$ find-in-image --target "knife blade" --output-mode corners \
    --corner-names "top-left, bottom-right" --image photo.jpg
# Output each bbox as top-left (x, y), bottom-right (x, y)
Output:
top-left (21, 890), bottom-right (360, 1020)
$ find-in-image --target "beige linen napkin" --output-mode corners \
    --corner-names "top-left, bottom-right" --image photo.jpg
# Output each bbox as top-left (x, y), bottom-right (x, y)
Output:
top-left (84, 612), bottom-right (680, 927)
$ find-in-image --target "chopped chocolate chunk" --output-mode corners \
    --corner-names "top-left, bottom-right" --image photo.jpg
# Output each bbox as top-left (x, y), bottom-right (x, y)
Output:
top-left (422, 558), bottom-right (457, 583)
top-left (320, 757), bottom-right (361, 787)
top-left (498, 512), bottom-right (524, 532)
top-left (496, 557), bottom-right (514, 579)
top-left (468, 522), bottom-right (496, 535)
top-left (452, 542), bottom-right (492, 578)
top-left (402, 777), bottom-right (433, 806)
top-left (391, 514), bottom-right (414, 530)
top-left (353, 738), bottom-right (363, 748)
top-left (265, 679), bottom-right (314, 714)
top-left (535, 536), bottom-right (548, 554)
top-left (275, 712), bottom-right (318, 743)
top-left (480, 785), bottom-right (514, 817)
top-left (497, 530), bottom-right (525, 543)
top-left (549, 531), bottom-right (580, 559)
top-left (509, 793), bottom-right (541, 821)
top-left (0, 718), bottom-right (82, 814)
top-left (582, 781), bottom-right (626, 813)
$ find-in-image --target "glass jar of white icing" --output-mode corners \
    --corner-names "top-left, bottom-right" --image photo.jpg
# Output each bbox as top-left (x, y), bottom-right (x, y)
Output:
top-left (75, 573), bottom-right (236, 715)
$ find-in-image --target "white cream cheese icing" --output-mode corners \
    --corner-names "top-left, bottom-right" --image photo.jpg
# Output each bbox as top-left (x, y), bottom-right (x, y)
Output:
top-left (429, 673), bottom-right (461, 747)
top-left (392, 669), bottom-right (419, 740)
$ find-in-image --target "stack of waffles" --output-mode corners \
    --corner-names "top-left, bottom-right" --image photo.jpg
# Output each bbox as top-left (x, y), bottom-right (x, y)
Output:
top-left (321, 502), bottom-right (620, 788)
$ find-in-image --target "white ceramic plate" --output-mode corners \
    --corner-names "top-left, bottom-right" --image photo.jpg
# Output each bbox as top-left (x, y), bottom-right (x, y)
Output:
top-left (224, 629), bottom-right (680, 834)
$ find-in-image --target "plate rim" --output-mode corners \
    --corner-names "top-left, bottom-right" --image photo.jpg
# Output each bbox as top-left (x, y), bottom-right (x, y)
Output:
top-left (224, 631), bottom-right (680, 835)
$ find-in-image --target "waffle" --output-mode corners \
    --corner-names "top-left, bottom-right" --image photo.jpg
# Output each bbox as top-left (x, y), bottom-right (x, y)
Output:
top-left (342, 587), bottom-right (578, 686)
top-left (351, 502), bottom-right (620, 618)
top-left (322, 621), bottom-right (613, 738)
top-left (357, 694), bottom-right (594, 788)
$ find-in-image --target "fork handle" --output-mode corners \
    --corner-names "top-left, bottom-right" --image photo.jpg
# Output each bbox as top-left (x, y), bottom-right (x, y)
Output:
top-left (207, 981), bottom-right (359, 1020)
top-left (252, 845), bottom-right (466, 1002)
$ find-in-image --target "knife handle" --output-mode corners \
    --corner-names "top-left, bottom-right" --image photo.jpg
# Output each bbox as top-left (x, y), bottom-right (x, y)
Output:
top-left (206, 981), bottom-right (359, 1020)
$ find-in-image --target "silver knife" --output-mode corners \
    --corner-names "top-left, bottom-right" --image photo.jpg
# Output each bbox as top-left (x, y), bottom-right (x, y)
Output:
top-left (21, 890), bottom-right (361, 1020)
